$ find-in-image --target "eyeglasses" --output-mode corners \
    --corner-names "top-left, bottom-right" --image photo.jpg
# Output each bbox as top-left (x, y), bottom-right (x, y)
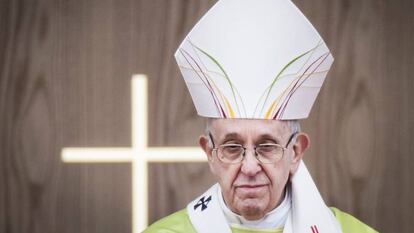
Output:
top-left (209, 132), bottom-right (298, 164)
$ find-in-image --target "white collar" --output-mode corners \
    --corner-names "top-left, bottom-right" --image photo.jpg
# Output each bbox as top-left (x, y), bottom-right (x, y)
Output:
top-left (217, 185), bottom-right (291, 229)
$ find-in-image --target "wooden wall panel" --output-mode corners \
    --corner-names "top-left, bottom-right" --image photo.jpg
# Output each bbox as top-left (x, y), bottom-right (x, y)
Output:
top-left (0, 0), bottom-right (134, 232)
top-left (0, 0), bottom-right (413, 233)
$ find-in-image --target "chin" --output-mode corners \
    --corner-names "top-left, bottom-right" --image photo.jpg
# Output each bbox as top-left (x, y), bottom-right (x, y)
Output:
top-left (239, 200), bottom-right (267, 220)
top-left (241, 207), bottom-right (266, 220)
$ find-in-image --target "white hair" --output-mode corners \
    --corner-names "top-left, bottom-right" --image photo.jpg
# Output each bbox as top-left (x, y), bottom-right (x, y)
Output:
top-left (287, 120), bottom-right (301, 134)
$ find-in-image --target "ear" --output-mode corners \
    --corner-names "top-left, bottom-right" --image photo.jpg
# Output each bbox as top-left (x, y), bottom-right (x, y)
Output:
top-left (198, 135), bottom-right (213, 162)
top-left (289, 132), bottom-right (310, 175)
top-left (199, 135), bottom-right (216, 173)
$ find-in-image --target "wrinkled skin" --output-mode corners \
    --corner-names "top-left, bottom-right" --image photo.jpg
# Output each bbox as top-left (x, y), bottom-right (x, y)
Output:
top-left (199, 119), bottom-right (309, 220)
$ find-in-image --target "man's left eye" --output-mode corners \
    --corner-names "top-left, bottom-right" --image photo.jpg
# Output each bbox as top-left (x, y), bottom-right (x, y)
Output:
top-left (258, 145), bottom-right (275, 152)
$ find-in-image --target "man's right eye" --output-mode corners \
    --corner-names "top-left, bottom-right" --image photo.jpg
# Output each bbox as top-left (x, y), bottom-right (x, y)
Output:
top-left (222, 145), bottom-right (241, 154)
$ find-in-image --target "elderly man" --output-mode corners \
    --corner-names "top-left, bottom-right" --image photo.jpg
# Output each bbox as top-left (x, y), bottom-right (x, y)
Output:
top-left (144, 0), bottom-right (378, 232)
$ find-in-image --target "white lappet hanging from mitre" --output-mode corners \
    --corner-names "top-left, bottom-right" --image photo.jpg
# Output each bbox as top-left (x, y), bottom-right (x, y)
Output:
top-left (175, 0), bottom-right (333, 120)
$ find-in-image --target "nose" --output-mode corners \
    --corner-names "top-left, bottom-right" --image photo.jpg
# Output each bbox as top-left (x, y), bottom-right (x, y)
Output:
top-left (240, 149), bottom-right (262, 176)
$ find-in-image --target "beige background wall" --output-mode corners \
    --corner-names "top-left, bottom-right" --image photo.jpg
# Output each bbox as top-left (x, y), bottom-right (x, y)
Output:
top-left (0, 0), bottom-right (413, 232)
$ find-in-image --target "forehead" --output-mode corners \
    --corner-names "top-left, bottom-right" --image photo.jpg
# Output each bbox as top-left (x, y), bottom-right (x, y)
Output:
top-left (209, 118), bottom-right (290, 141)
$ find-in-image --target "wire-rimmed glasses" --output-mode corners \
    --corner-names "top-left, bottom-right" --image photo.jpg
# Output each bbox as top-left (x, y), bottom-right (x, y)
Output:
top-left (209, 132), bottom-right (298, 164)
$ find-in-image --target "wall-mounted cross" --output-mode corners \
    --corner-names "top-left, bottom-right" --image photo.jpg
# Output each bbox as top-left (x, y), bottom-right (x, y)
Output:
top-left (61, 74), bottom-right (206, 233)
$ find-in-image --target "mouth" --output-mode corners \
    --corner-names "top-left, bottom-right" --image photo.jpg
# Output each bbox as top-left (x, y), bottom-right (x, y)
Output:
top-left (237, 184), bottom-right (267, 188)
top-left (235, 184), bottom-right (268, 193)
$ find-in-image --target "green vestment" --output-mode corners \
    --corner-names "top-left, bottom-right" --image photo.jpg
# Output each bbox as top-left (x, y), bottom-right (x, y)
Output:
top-left (143, 207), bottom-right (378, 233)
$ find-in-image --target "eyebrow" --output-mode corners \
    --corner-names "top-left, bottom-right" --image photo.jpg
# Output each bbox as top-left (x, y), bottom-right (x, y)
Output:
top-left (220, 133), bottom-right (283, 144)
top-left (257, 134), bottom-right (282, 144)
top-left (222, 133), bottom-right (242, 142)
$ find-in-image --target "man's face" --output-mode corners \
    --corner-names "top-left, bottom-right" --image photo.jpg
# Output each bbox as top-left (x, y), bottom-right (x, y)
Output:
top-left (199, 119), bottom-right (307, 220)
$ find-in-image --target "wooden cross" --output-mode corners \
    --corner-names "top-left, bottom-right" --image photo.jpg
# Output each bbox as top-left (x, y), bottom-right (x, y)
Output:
top-left (61, 74), bottom-right (206, 233)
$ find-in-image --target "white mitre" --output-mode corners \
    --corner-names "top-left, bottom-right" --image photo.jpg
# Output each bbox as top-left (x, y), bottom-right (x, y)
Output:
top-left (175, 0), bottom-right (333, 120)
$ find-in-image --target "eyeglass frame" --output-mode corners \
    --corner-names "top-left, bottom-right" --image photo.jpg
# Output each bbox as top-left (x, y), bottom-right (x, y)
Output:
top-left (208, 131), bottom-right (299, 164)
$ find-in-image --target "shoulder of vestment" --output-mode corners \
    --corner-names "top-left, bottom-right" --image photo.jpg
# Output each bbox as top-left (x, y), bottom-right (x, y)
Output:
top-left (142, 209), bottom-right (195, 233)
top-left (330, 207), bottom-right (379, 233)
